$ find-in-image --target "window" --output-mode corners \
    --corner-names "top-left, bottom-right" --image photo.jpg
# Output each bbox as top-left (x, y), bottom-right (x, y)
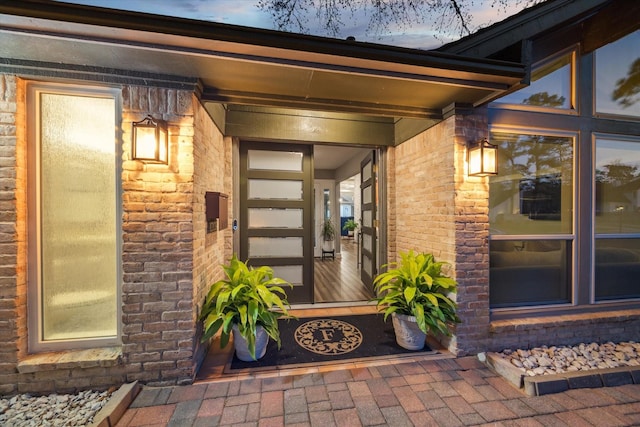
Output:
top-left (494, 51), bottom-right (574, 110)
top-left (594, 137), bottom-right (640, 301)
top-left (489, 133), bottom-right (574, 307)
top-left (489, 28), bottom-right (640, 312)
top-left (595, 30), bottom-right (640, 118)
top-left (28, 83), bottom-right (120, 351)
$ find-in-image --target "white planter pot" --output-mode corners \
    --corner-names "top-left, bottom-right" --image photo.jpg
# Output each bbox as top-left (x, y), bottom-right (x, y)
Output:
top-left (232, 324), bottom-right (269, 361)
top-left (391, 313), bottom-right (427, 350)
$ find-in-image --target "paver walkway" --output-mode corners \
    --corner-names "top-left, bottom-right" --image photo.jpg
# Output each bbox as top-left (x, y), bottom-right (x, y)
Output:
top-left (115, 356), bottom-right (640, 426)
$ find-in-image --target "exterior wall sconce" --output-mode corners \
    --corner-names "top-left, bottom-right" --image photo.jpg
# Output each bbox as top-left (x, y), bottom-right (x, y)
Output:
top-left (468, 138), bottom-right (498, 176)
top-left (132, 115), bottom-right (168, 164)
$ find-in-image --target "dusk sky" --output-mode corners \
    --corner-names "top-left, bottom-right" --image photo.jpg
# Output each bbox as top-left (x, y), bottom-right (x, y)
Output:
top-left (55, 0), bottom-right (532, 50)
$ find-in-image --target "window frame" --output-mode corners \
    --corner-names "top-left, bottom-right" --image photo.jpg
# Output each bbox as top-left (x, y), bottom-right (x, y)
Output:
top-left (489, 127), bottom-right (578, 311)
top-left (489, 45), bottom-right (640, 319)
top-left (27, 82), bottom-right (123, 352)
top-left (591, 132), bottom-right (640, 304)
top-left (490, 46), bottom-right (579, 115)
top-left (593, 30), bottom-right (640, 120)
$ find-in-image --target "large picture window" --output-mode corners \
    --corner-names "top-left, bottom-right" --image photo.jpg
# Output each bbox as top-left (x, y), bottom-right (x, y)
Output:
top-left (489, 132), bottom-right (574, 308)
top-left (28, 83), bottom-right (120, 350)
top-left (489, 29), bottom-right (640, 313)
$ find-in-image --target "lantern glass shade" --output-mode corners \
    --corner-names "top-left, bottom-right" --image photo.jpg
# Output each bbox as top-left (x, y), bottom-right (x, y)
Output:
top-left (468, 138), bottom-right (497, 176)
top-left (132, 115), bottom-right (168, 164)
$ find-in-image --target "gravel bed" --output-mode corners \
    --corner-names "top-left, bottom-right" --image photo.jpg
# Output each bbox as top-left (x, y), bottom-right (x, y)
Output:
top-left (497, 341), bottom-right (640, 377)
top-left (0, 389), bottom-right (111, 427)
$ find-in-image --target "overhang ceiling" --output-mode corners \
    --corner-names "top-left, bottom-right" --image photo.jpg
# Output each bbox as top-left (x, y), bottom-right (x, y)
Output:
top-left (0, 0), bottom-right (526, 128)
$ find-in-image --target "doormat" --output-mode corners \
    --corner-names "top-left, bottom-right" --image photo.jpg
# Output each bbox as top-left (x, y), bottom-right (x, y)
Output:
top-left (227, 314), bottom-right (437, 371)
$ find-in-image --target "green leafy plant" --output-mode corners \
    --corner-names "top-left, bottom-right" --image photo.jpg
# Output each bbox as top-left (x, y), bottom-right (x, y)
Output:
top-left (342, 219), bottom-right (358, 232)
top-left (372, 250), bottom-right (460, 336)
top-left (321, 219), bottom-right (336, 241)
top-left (199, 255), bottom-right (295, 360)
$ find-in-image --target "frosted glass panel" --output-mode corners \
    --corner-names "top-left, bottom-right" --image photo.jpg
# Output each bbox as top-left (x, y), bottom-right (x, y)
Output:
top-left (249, 208), bottom-right (303, 229)
top-left (248, 150), bottom-right (303, 171)
top-left (363, 211), bottom-right (372, 227)
top-left (248, 179), bottom-right (303, 200)
top-left (363, 186), bottom-right (372, 204)
top-left (272, 265), bottom-right (304, 287)
top-left (363, 255), bottom-right (372, 276)
top-left (249, 237), bottom-right (303, 257)
top-left (362, 160), bottom-right (372, 181)
top-left (363, 234), bottom-right (372, 252)
top-left (40, 93), bottom-right (117, 341)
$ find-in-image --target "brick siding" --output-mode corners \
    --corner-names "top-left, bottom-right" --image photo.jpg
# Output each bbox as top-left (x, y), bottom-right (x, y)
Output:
top-left (0, 75), bottom-right (230, 395)
top-left (386, 109), bottom-right (490, 356)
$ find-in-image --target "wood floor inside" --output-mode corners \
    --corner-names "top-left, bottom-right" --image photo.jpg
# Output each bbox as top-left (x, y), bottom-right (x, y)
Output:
top-left (314, 237), bottom-right (373, 303)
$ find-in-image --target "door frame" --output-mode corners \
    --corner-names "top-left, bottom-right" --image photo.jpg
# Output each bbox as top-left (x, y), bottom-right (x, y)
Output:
top-left (238, 141), bottom-right (314, 304)
top-left (233, 141), bottom-right (388, 305)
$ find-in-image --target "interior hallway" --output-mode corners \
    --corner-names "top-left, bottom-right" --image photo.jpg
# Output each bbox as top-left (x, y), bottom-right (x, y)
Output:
top-left (314, 236), bottom-right (373, 303)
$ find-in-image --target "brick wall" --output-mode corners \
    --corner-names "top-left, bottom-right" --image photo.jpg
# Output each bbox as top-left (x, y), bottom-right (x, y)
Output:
top-left (0, 75), bottom-right (231, 395)
top-left (488, 309), bottom-right (640, 352)
top-left (190, 97), bottom-right (232, 371)
top-left (0, 74), bottom-right (25, 395)
top-left (450, 111), bottom-right (491, 355)
top-left (387, 109), bottom-right (490, 356)
top-left (120, 87), bottom-right (230, 386)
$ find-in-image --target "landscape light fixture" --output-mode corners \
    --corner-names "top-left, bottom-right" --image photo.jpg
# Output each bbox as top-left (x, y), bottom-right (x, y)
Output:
top-left (468, 138), bottom-right (497, 176)
top-left (132, 115), bottom-right (168, 164)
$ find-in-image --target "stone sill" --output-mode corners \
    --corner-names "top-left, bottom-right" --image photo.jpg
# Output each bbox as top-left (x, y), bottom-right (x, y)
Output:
top-left (18, 347), bottom-right (122, 374)
top-left (482, 351), bottom-right (640, 396)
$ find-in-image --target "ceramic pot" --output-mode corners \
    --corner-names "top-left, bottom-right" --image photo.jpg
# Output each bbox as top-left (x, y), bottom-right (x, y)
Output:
top-left (232, 324), bottom-right (269, 361)
top-left (391, 313), bottom-right (426, 350)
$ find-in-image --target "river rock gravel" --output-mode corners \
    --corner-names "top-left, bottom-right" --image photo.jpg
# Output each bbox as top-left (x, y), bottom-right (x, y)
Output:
top-left (497, 341), bottom-right (640, 377)
top-left (0, 389), bottom-right (111, 427)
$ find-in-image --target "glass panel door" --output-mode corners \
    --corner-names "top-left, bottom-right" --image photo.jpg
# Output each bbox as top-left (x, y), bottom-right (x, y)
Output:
top-left (240, 142), bottom-right (313, 303)
top-left (360, 151), bottom-right (377, 291)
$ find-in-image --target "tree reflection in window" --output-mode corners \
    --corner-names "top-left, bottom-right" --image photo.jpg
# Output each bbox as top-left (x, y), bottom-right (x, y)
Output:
top-left (490, 133), bottom-right (573, 236)
top-left (596, 30), bottom-right (640, 117)
top-left (612, 58), bottom-right (640, 110)
top-left (493, 52), bottom-right (572, 109)
top-left (595, 139), bottom-right (640, 235)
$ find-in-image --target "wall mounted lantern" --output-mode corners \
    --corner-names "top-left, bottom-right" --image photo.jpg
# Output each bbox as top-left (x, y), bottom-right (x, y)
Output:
top-left (132, 115), bottom-right (168, 164)
top-left (468, 138), bottom-right (498, 176)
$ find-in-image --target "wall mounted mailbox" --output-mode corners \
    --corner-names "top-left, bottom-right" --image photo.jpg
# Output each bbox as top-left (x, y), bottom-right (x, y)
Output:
top-left (205, 192), bottom-right (228, 232)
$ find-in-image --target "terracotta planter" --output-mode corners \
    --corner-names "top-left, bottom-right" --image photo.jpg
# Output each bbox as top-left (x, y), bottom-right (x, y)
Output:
top-left (231, 324), bottom-right (269, 361)
top-left (391, 313), bottom-right (426, 350)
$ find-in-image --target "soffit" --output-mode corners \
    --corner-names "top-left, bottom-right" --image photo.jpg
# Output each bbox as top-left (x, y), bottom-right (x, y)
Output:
top-left (0, 1), bottom-right (526, 121)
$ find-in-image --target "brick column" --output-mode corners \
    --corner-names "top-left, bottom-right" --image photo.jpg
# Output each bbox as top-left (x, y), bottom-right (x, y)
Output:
top-left (451, 109), bottom-right (491, 355)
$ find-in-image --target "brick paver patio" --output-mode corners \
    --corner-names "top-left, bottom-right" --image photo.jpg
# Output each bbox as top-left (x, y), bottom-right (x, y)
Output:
top-left (115, 356), bottom-right (640, 426)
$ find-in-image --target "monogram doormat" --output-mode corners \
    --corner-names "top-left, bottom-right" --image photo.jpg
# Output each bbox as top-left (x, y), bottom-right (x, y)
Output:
top-left (227, 314), bottom-right (437, 371)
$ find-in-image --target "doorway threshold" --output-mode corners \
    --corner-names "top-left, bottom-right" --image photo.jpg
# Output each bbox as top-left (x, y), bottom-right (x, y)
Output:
top-left (289, 301), bottom-right (377, 317)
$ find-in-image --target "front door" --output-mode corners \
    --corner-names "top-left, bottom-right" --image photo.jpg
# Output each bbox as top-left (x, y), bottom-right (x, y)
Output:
top-left (239, 142), bottom-right (314, 303)
top-left (360, 151), bottom-right (377, 291)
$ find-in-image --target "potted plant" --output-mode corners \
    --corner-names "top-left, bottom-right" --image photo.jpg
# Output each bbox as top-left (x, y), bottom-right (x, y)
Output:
top-left (199, 255), bottom-right (295, 361)
top-left (372, 250), bottom-right (460, 350)
top-left (342, 218), bottom-right (358, 237)
top-left (321, 218), bottom-right (336, 251)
